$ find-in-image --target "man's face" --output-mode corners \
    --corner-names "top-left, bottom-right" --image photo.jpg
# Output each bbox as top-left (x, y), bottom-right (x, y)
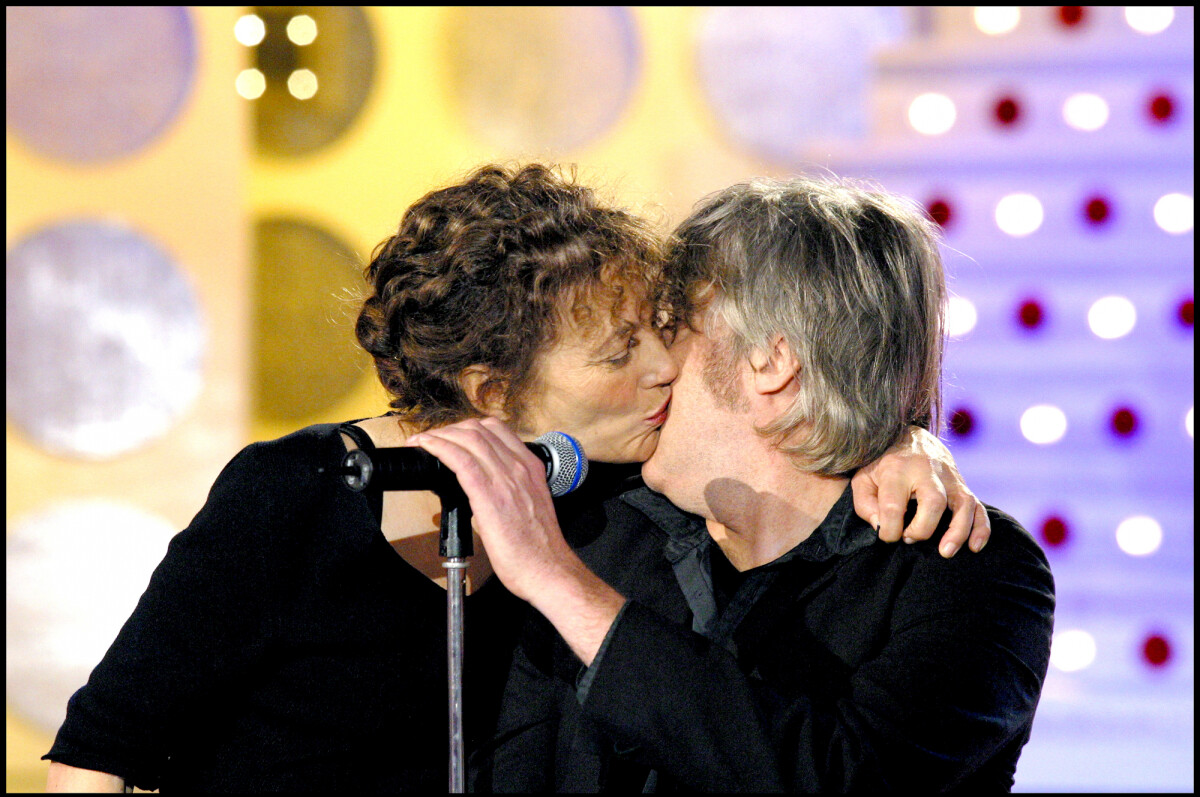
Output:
top-left (641, 309), bottom-right (750, 512)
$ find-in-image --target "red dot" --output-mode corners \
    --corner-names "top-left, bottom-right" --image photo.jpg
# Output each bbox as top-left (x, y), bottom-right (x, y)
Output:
top-left (1148, 93), bottom-right (1176, 124)
top-left (1110, 406), bottom-right (1139, 437)
top-left (949, 407), bottom-right (975, 437)
top-left (1040, 516), bottom-right (1069, 547)
top-left (994, 96), bottom-right (1021, 126)
top-left (1057, 6), bottom-right (1086, 27)
top-left (1017, 299), bottom-right (1044, 330)
top-left (1178, 297), bottom-right (1193, 327)
top-left (1084, 196), bottom-right (1111, 226)
top-left (1143, 634), bottom-right (1172, 666)
top-left (927, 198), bottom-right (953, 228)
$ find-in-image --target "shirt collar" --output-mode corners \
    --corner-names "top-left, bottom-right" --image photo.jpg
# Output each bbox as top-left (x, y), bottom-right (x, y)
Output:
top-left (620, 481), bottom-right (876, 567)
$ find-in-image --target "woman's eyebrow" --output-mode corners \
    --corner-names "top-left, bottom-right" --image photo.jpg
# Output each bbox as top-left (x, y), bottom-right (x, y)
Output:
top-left (590, 320), bottom-right (637, 355)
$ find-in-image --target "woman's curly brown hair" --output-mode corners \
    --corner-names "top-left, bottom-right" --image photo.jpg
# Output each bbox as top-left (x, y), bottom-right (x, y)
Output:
top-left (355, 163), bottom-right (665, 430)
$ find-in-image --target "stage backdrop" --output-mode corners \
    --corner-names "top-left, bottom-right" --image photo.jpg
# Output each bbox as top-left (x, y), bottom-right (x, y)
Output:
top-left (6, 7), bottom-right (1193, 792)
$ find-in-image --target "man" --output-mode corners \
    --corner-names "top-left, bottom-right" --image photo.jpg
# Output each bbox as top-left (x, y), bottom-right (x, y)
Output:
top-left (416, 176), bottom-right (1055, 791)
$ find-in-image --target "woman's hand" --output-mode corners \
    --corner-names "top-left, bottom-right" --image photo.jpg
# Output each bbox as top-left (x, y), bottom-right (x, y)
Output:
top-left (411, 418), bottom-right (625, 665)
top-left (850, 426), bottom-right (990, 558)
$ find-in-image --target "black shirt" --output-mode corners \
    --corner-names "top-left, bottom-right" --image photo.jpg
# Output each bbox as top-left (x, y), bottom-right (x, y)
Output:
top-left (43, 421), bottom-right (527, 792)
top-left (482, 483), bottom-right (1056, 792)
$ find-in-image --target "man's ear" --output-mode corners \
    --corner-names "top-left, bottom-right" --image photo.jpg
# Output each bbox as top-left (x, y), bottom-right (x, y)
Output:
top-left (458, 365), bottom-right (509, 419)
top-left (748, 335), bottom-right (801, 396)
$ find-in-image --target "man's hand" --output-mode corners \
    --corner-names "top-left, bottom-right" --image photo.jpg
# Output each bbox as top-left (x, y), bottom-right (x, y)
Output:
top-left (411, 418), bottom-right (625, 664)
top-left (850, 426), bottom-right (990, 558)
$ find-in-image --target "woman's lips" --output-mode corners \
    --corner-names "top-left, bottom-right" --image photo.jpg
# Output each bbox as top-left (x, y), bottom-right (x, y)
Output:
top-left (647, 397), bottom-right (671, 426)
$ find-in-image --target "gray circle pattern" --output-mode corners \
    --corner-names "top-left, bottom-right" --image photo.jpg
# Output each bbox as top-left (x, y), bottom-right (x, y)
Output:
top-left (5, 6), bottom-right (196, 164)
top-left (696, 7), bottom-right (908, 165)
top-left (6, 221), bottom-right (206, 459)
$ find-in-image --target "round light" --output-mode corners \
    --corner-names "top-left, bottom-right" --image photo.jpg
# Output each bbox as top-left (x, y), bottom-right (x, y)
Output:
top-left (287, 69), bottom-right (319, 100)
top-left (286, 14), bottom-right (317, 46)
top-left (1187, 406), bottom-right (1194, 439)
top-left (1050, 629), bottom-right (1096, 672)
top-left (235, 68), bottom-right (266, 100)
top-left (1087, 295), bottom-right (1137, 339)
top-left (947, 295), bottom-right (978, 337)
top-left (995, 193), bottom-right (1044, 237)
top-left (1063, 93), bottom-right (1109, 132)
top-left (908, 93), bottom-right (957, 136)
top-left (1154, 193), bottom-right (1193, 234)
top-left (974, 7), bottom-right (1021, 35)
top-left (1125, 7), bottom-right (1175, 35)
top-left (6, 501), bottom-right (177, 732)
top-left (1116, 515), bottom-right (1163, 556)
top-left (234, 13), bottom-right (265, 46)
top-left (1021, 404), bottom-right (1068, 445)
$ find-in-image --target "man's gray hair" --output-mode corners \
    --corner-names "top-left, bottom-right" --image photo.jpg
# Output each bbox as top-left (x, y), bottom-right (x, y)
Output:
top-left (668, 175), bottom-right (947, 476)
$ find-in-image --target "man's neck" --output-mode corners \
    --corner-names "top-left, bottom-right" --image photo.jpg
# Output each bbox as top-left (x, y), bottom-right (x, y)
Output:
top-left (701, 467), bottom-right (849, 572)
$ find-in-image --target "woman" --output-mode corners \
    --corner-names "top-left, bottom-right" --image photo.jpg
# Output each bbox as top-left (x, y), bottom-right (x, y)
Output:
top-left (45, 164), bottom-right (984, 792)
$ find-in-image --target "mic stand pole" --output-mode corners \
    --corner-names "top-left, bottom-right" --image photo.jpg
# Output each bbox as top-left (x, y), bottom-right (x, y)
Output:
top-left (438, 485), bottom-right (472, 794)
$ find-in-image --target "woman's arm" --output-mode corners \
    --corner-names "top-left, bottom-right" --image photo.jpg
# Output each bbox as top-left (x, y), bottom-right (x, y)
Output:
top-left (46, 761), bottom-right (124, 793)
top-left (851, 425), bottom-right (991, 557)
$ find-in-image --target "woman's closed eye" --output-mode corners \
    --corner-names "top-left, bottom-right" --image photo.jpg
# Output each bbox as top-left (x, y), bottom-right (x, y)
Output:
top-left (604, 335), bottom-right (639, 367)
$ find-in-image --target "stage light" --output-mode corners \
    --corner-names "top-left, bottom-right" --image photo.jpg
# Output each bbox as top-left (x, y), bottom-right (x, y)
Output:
top-left (1142, 634), bottom-right (1173, 667)
top-left (1050, 629), bottom-right (1096, 672)
top-left (288, 69), bottom-right (319, 100)
top-left (1088, 296), bottom-right (1137, 339)
top-left (995, 193), bottom-right (1043, 237)
top-left (1083, 195), bottom-right (1112, 226)
top-left (1148, 92), bottom-right (1177, 124)
top-left (1056, 7), bottom-right (1087, 29)
top-left (1186, 407), bottom-right (1193, 439)
top-left (1116, 515), bottom-right (1163, 556)
top-left (1110, 406), bottom-right (1139, 437)
top-left (947, 295), bottom-right (978, 337)
top-left (1063, 93), bottom-right (1109, 131)
top-left (908, 93), bottom-right (956, 136)
top-left (1040, 516), bottom-right (1069, 547)
top-left (1017, 298), bottom-right (1046, 330)
top-left (1021, 405), bottom-right (1067, 445)
top-left (1153, 193), bottom-right (1193, 234)
top-left (287, 14), bottom-right (317, 46)
top-left (949, 407), bottom-right (976, 438)
top-left (926, 197), bottom-right (954, 228)
top-left (236, 68), bottom-right (266, 100)
top-left (1125, 7), bottom-right (1175, 35)
top-left (1178, 297), bottom-right (1194, 327)
top-left (235, 13), bottom-right (265, 47)
top-left (974, 7), bottom-right (1020, 35)
top-left (993, 95), bottom-right (1022, 127)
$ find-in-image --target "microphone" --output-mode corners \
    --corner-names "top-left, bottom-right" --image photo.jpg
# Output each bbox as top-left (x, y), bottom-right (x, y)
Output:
top-left (337, 431), bottom-right (588, 498)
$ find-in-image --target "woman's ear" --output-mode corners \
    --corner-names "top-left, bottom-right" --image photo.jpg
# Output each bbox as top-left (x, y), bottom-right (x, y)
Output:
top-left (459, 365), bottom-right (509, 419)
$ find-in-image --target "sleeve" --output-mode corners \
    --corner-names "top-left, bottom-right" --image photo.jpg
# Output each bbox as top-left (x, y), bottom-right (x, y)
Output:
top-left (470, 611), bottom-right (568, 793)
top-left (42, 441), bottom-right (298, 791)
top-left (577, 542), bottom-right (1055, 792)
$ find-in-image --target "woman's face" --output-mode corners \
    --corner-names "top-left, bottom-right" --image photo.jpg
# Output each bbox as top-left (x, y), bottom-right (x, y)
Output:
top-left (515, 296), bottom-right (678, 464)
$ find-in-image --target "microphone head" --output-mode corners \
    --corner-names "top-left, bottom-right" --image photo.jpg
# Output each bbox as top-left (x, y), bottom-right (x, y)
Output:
top-left (534, 431), bottom-right (588, 497)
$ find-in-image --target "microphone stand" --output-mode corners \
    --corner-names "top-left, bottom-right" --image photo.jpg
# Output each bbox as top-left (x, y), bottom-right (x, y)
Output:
top-left (437, 484), bottom-right (472, 794)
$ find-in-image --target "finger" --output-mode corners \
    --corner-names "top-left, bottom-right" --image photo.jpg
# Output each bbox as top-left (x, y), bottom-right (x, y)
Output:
top-left (850, 470), bottom-right (883, 533)
top-left (478, 417), bottom-right (544, 468)
top-left (903, 481), bottom-right (948, 547)
top-left (428, 422), bottom-right (544, 488)
top-left (968, 502), bottom-right (992, 552)
top-left (938, 494), bottom-right (975, 558)
top-left (875, 472), bottom-right (912, 543)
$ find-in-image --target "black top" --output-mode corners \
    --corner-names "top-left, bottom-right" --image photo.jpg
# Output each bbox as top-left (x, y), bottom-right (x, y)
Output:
top-left (43, 421), bottom-right (529, 792)
top-left (479, 483), bottom-right (1056, 793)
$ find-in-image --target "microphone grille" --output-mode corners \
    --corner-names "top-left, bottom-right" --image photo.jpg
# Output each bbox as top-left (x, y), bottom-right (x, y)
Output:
top-left (535, 431), bottom-right (588, 497)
